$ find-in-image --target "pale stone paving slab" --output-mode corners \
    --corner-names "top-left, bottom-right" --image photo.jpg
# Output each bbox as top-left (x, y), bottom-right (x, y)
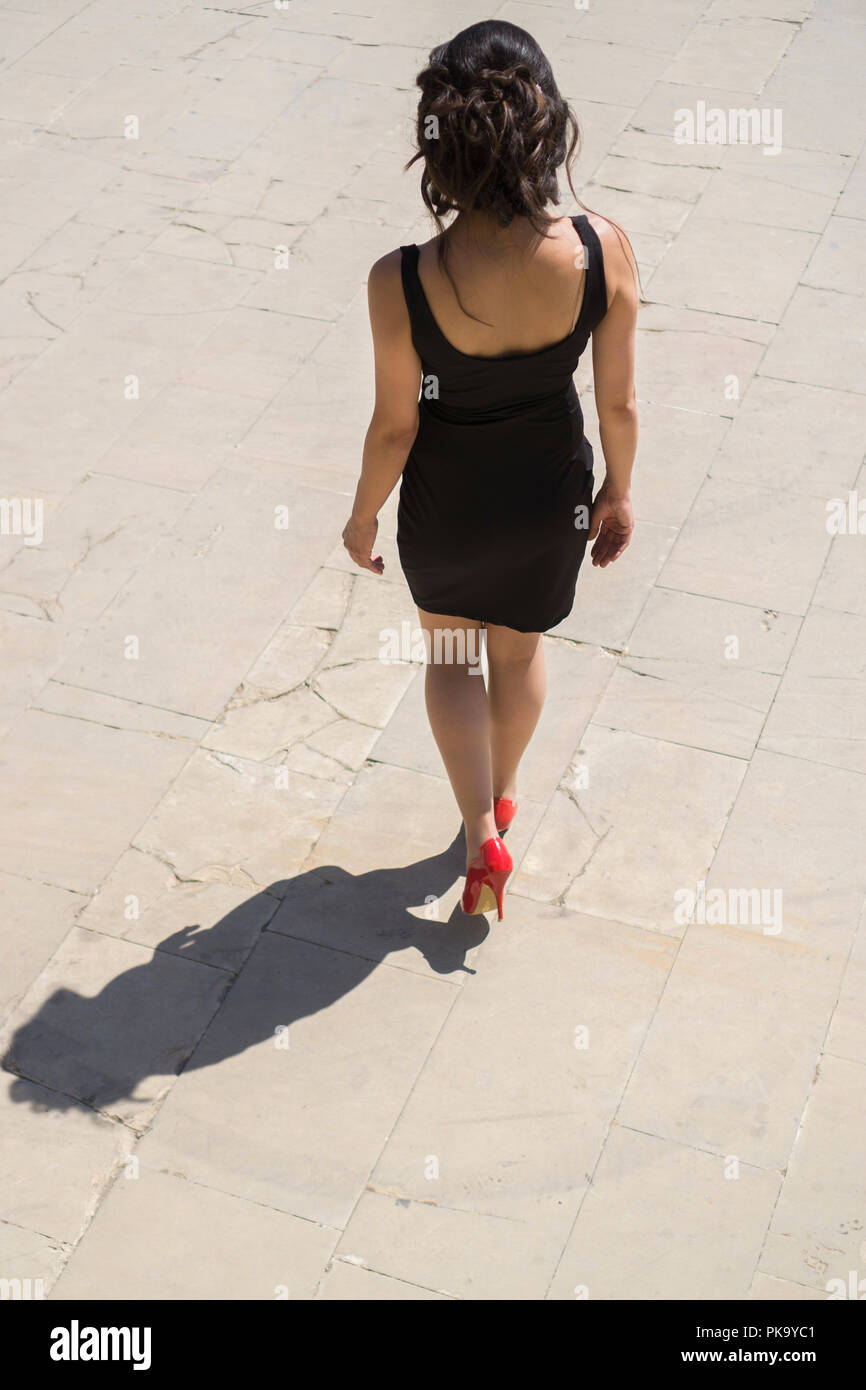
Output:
top-left (758, 1055), bottom-right (866, 1293)
top-left (551, 36), bottom-right (669, 109)
top-left (522, 0), bottom-right (709, 55)
top-left (759, 286), bottom-right (866, 395)
top-left (647, 217), bottom-right (817, 322)
top-left (812, 463), bottom-right (866, 615)
top-left (242, 214), bottom-right (399, 322)
top-left (305, 717), bottom-right (380, 773)
top-left (0, 1221), bottom-right (67, 1294)
top-left (616, 922), bottom-right (841, 1168)
top-left (32, 683), bottom-right (210, 741)
top-left (694, 151), bottom-right (846, 233)
top-left (706, 749), bottom-right (866, 961)
top-left (54, 471), bottom-right (339, 720)
top-left (547, 1126), bottom-right (781, 1300)
top-left (0, 611), bottom-right (77, 741)
top-left (658, 476), bottom-right (833, 615)
top-left (0, 874), bottom-right (81, 1030)
top-left (709, 377), bottom-right (866, 499)
top-left (837, 145), bottom-right (866, 218)
top-left (79, 848), bottom-right (281, 973)
top-left (760, 606), bottom-right (866, 775)
top-left (662, 16), bottom-right (795, 92)
top-left (0, 1077), bottom-right (129, 1246)
top-left (631, 314), bottom-right (766, 416)
top-left (50, 1167), bottom-right (337, 1301)
top-left (592, 588), bottom-right (799, 760)
top-left (517, 725), bottom-right (746, 932)
top-left (302, 761), bottom-right (465, 882)
top-left (802, 215), bottom-right (866, 293)
top-left (772, 12), bottom-right (866, 84)
top-left (362, 903), bottom-right (675, 1290)
top-left (133, 746), bottom-right (345, 890)
top-left (94, 384), bottom-right (266, 492)
top-left (824, 904), bottom-right (866, 1066)
top-left (590, 151), bottom-right (712, 205)
top-left (332, 1187), bottom-right (556, 1300)
top-left (0, 709), bottom-right (193, 895)
top-left (0, 473), bottom-right (188, 624)
top-left (201, 686), bottom-right (338, 764)
top-left (749, 1273), bottom-right (827, 1301)
top-left (628, 80), bottom-right (761, 139)
top-left (0, 303), bottom-right (230, 491)
top-left (316, 1261), bottom-right (451, 1299)
top-left (239, 364), bottom-right (374, 493)
top-left (178, 306), bottom-right (328, 401)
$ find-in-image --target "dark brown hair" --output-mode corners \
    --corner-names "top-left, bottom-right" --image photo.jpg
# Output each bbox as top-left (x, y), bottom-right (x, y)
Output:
top-left (404, 19), bottom-right (641, 319)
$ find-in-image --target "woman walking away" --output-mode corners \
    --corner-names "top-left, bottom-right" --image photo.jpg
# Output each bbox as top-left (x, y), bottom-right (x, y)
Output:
top-left (342, 19), bottom-right (639, 922)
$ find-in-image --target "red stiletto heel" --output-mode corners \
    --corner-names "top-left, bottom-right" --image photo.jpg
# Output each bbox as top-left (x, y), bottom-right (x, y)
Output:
top-left (493, 796), bottom-right (518, 834)
top-left (461, 835), bottom-right (513, 922)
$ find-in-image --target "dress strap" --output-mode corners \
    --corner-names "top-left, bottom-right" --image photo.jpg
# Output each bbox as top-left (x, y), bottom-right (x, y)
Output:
top-left (399, 243), bottom-right (437, 345)
top-left (570, 214), bottom-right (608, 331)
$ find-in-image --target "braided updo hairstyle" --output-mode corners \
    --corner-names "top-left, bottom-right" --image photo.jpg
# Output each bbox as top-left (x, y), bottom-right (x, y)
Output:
top-left (408, 20), bottom-right (577, 231)
top-left (404, 20), bottom-right (640, 318)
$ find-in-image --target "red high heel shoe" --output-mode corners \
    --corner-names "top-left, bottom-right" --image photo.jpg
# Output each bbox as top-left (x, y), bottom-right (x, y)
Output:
top-left (493, 797), bottom-right (518, 834)
top-left (461, 835), bottom-right (513, 921)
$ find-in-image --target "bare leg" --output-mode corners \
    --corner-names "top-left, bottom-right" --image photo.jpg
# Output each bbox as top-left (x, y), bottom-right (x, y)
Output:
top-left (485, 623), bottom-right (546, 802)
top-left (416, 608), bottom-right (497, 862)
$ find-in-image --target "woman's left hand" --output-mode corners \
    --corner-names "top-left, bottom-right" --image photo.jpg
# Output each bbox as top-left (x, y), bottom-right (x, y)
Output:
top-left (588, 484), bottom-right (634, 567)
top-left (342, 514), bottom-right (384, 574)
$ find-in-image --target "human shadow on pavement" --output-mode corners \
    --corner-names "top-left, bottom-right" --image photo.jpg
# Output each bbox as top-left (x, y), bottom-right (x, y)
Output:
top-left (3, 829), bottom-right (487, 1116)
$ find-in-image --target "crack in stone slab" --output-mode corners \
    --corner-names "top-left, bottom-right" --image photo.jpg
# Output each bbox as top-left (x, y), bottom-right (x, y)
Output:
top-left (205, 749), bottom-right (253, 777)
top-left (222, 629), bottom-right (337, 711)
top-left (0, 592), bottom-right (57, 621)
top-left (129, 842), bottom-right (259, 893)
top-left (181, 17), bottom-right (261, 61)
top-left (364, 1182), bottom-right (522, 1222)
top-left (323, 1253), bottom-right (459, 1298)
top-left (22, 291), bottom-right (64, 331)
top-left (29, 703), bottom-right (206, 743)
top-left (617, 661), bottom-right (771, 714)
top-left (557, 768), bottom-right (606, 839)
top-left (548, 780), bottom-right (612, 908)
top-left (0, 1057), bottom-right (145, 1133)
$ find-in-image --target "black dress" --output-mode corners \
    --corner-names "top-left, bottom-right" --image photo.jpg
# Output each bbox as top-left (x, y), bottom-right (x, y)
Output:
top-left (396, 213), bottom-right (607, 634)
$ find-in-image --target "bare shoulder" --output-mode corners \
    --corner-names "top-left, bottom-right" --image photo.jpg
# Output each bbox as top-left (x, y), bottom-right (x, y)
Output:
top-left (587, 212), bottom-right (635, 274)
top-left (368, 246), bottom-right (404, 292)
top-left (367, 247), bottom-right (410, 328)
top-left (586, 210), bottom-right (638, 306)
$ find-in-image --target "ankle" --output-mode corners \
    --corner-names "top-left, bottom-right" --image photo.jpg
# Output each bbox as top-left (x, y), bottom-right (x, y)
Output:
top-left (465, 813), bottom-right (498, 861)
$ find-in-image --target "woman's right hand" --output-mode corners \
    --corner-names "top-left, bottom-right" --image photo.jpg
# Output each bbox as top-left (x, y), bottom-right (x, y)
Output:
top-left (588, 482), bottom-right (634, 567)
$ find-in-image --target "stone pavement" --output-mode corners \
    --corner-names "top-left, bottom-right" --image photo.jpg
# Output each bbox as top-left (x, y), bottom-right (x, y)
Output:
top-left (1, 0), bottom-right (864, 1301)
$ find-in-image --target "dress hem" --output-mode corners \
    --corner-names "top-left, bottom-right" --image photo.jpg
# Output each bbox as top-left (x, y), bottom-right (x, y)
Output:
top-left (408, 602), bottom-right (575, 635)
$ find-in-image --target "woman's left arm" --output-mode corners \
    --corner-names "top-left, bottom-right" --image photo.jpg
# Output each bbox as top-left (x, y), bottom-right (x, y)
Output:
top-left (342, 249), bottom-right (422, 575)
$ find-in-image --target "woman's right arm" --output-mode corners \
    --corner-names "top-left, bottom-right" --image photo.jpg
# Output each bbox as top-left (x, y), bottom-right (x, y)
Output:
top-left (342, 250), bottom-right (422, 575)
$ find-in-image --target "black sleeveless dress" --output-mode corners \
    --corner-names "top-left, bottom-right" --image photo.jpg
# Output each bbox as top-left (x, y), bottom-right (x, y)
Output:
top-left (396, 214), bottom-right (608, 634)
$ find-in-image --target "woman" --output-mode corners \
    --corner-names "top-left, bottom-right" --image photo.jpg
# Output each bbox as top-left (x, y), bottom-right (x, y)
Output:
top-left (342, 20), bottom-right (638, 922)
